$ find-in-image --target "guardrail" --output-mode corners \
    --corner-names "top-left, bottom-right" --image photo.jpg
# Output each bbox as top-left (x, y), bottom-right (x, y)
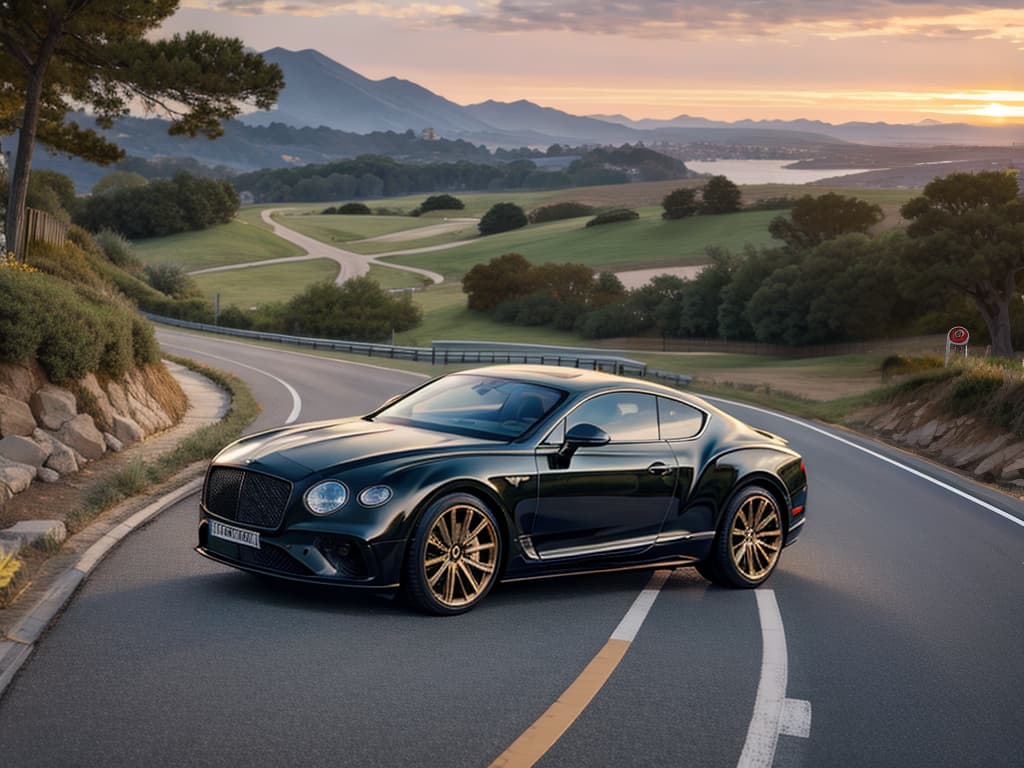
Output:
top-left (143, 314), bottom-right (686, 382)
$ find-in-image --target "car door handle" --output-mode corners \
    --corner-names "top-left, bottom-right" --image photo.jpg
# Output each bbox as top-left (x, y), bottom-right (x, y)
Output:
top-left (647, 462), bottom-right (673, 476)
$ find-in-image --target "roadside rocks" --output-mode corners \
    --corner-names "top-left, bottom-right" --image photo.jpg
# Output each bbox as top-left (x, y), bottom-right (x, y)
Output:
top-left (853, 396), bottom-right (1024, 487)
top-left (0, 362), bottom-right (180, 504)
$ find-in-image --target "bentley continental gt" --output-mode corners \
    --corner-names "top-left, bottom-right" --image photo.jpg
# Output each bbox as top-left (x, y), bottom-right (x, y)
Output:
top-left (197, 365), bottom-right (807, 614)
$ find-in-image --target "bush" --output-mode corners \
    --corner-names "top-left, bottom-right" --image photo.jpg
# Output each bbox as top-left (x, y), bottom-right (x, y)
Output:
top-left (336, 202), bottom-right (372, 215)
top-left (585, 208), bottom-right (639, 227)
top-left (479, 202), bottom-right (528, 235)
top-left (94, 228), bottom-right (143, 273)
top-left (417, 194), bottom-right (464, 214)
top-left (528, 202), bottom-right (595, 224)
top-left (144, 263), bottom-right (199, 299)
top-left (746, 196), bottom-right (797, 212)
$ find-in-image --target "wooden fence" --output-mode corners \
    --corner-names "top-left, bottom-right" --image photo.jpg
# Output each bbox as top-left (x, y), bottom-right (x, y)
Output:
top-left (14, 207), bottom-right (68, 257)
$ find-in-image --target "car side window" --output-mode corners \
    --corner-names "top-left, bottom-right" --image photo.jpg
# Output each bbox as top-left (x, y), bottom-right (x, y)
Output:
top-left (567, 393), bottom-right (659, 442)
top-left (658, 397), bottom-right (706, 440)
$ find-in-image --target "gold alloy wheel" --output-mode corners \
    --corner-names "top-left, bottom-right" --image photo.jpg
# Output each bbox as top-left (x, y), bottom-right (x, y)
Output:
top-left (728, 493), bottom-right (783, 581)
top-left (422, 503), bottom-right (499, 608)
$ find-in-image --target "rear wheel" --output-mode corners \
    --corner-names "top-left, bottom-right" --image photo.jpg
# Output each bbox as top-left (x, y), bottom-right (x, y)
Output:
top-left (404, 493), bottom-right (502, 615)
top-left (698, 485), bottom-right (784, 588)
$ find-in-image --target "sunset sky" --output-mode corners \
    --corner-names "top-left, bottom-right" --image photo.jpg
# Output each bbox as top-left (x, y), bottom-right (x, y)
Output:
top-left (166, 1), bottom-right (1024, 124)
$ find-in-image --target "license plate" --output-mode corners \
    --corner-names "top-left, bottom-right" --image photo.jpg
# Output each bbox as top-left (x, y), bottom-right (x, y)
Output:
top-left (209, 520), bottom-right (260, 549)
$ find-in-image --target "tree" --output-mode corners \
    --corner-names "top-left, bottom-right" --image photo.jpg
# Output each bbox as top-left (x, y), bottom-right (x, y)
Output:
top-left (478, 202), bottom-right (527, 236)
top-left (662, 187), bottom-right (699, 220)
top-left (462, 253), bottom-right (537, 311)
top-left (900, 171), bottom-right (1024, 358)
top-left (769, 193), bottom-right (883, 250)
top-left (701, 176), bottom-right (741, 214)
top-left (1, 1), bottom-right (283, 258)
top-left (92, 171), bottom-right (148, 196)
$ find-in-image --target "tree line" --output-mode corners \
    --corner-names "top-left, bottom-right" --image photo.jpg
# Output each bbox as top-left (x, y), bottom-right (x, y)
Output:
top-left (231, 146), bottom-right (692, 204)
top-left (463, 172), bottom-right (1024, 357)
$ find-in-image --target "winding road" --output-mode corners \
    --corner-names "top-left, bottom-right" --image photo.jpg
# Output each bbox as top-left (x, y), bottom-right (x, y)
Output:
top-left (0, 328), bottom-right (1022, 767)
top-left (189, 209), bottom-right (445, 286)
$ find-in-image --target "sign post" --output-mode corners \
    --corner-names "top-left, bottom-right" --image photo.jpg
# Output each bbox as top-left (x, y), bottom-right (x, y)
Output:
top-left (945, 326), bottom-right (969, 366)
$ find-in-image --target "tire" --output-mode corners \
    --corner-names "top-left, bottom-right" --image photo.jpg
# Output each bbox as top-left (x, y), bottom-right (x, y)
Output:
top-left (700, 485), bottom-right (784, 589)
top-left (403, 493), bottom-right (502, 615)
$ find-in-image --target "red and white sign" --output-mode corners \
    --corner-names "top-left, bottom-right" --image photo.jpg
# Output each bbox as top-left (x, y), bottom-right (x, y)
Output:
top-left (948, 326), bottom-right (970, 345)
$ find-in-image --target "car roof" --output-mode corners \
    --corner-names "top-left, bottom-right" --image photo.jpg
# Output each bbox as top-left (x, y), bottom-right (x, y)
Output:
top-left (457, 364), bottom-right (700, 401)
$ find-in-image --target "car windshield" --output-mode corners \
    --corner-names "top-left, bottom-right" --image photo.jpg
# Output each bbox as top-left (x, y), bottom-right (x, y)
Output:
top-left (373, 374), bottom-right (565, 440)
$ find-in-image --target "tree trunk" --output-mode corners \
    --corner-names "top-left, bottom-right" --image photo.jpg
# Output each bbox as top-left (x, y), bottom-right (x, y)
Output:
top-left (5, 26), bottom-right (58, 261)
top-left (972, 293), bottom-right (1015, 359)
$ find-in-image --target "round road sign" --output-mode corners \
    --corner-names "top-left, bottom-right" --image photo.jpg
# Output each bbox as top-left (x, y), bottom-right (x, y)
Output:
top-left (948, 326), bottom-right (969, 345)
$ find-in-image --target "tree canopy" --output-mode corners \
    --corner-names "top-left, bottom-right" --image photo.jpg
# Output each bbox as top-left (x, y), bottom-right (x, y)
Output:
top-left (478, 202), bottom-right (528, 236)
top-left (700, 176), bottom-right (742, 214)
top-left (662, 187), bottom-right (699, 220)
top-left (769, 193), bottom-right (883, 250)
top-left (1, 0), bottom-right (283, 256)
top-left (899, 171), bottom-right (1024, 358)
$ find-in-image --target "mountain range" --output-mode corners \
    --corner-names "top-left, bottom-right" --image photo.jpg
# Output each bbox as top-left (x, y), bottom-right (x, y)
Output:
top-left (243, 48), bottom-right (1024, 148)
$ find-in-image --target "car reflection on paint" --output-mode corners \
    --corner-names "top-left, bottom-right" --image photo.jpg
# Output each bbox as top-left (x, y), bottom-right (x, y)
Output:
top-left (196, 365), bottom-right (808, 614)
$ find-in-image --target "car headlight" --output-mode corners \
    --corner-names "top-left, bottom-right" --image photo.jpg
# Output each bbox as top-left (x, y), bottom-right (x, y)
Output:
top-left (304, 480), bottom-right (348, 516)
top-left (358, 485), bottom-right (393, 508)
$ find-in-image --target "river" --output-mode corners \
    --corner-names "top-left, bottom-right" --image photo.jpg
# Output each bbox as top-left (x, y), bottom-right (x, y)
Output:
top-left (685, 159), bottom-right (874, 185)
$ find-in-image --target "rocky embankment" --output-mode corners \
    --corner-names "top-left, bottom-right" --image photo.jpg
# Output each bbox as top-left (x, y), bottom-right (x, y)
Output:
top-left (852, 400), bottom-right (1024, 491)
top-left (0, 362), bottom-right (185, 506)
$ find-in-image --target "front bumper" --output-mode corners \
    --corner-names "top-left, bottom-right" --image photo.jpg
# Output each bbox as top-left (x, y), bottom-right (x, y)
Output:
top-left (197, 518), bottom-right (404, 589)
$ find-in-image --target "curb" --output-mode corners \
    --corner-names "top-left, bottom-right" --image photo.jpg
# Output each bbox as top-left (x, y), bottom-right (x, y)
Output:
top-left (0, 475), bottom-right (203, 700)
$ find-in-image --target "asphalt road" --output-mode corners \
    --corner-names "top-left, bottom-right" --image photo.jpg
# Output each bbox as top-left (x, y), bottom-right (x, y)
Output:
top-left (1, 328), bottom-right (1022, 768)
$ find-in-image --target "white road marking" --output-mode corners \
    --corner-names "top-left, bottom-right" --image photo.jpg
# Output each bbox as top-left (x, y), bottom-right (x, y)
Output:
top-left (160, 342), bottom-right (302, 424)
top-left (610, 569), bottom-right (671, 641)
top-left (737, 590), bottom-right (811, 768)
top-left (705, 396), bottom-right (1024, 531)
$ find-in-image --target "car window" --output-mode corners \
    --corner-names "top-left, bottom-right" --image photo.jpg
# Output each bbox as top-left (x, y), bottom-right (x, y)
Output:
top-left (567, 393), bottom-right (658, 442)
top-left (658, 397), bottom-right (706, 440)
top-left (374, 374), bottom-right (564, 440)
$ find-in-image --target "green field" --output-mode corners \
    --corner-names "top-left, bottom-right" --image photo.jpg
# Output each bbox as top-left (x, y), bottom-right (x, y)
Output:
top-left (379, 208), bottom-right (779, 280)
top-left (133, 219), bottom-right (304, 270)
top-left (367, 265), bottom-right (431, 291)
top-left (192, 258), bottom-right (338, 308)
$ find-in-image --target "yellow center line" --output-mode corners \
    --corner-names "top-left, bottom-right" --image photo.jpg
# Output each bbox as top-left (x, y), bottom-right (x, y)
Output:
top-left (488, 569), bottom-right (672, 768)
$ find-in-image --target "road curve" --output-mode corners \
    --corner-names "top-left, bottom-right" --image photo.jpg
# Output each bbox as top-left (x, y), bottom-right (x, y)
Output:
top-left (189, 210), bottom-right (444, 286)
top-left (0, 329), bottom-right (1021, 768)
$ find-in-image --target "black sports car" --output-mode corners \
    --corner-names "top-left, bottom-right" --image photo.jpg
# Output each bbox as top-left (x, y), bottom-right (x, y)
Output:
top-left (197, 365), bottom-right (807, 614)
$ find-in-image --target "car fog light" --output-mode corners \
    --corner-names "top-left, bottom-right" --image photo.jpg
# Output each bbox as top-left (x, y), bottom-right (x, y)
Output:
top-left (358, 485), bottom-right (393, 507)
top-left (305, 481), bottom-right (348, 516)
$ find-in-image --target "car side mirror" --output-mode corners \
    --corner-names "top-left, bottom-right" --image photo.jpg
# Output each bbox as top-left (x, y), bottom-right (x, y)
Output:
top-left (558, 423), bottom-right (610, 461)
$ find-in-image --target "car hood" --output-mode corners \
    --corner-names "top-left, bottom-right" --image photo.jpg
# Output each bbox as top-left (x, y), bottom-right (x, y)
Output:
top-left (213, 418), bottom-right (487, 476)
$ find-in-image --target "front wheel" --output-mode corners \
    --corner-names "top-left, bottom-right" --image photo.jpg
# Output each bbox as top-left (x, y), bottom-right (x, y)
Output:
top-left (699, 485), bottom-right (784, 588)
top-left (404, 493), bottom-right (502, 615)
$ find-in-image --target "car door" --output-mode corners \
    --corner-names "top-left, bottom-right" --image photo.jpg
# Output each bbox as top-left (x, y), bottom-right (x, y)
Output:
top-left (530, 392), bottom-right (679, 560)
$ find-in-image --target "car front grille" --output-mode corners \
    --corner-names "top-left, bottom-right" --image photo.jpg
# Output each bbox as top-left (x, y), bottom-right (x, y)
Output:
top-left (204, 467), bottom-right (292, 530)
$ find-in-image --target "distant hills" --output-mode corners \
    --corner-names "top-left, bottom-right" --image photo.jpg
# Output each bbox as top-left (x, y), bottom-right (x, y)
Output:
top-left (245, 48), bottom-right (1023, 148)
top-left (12, 46), bottom-right (1024, 192)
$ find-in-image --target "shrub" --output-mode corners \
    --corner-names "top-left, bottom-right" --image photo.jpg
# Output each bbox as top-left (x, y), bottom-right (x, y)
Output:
top-left (746, 196), bottom-right (797, 212)
top-left (144, 263), bottom-right (198, 299)
top-left (585, 208), bottom-right (639, 227)
top-left (321, 206), bottom-right (338, 215)
top-left (418, 194), bottom-right (464, 214)
top-left (528, 202), bottom-right (595, 224)
top-left (336, 202), bottom-right (372, 215)
top-left (479, 202), bottom-right (528, 235)
top-left (94, 228), bottom-right (143, 273)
